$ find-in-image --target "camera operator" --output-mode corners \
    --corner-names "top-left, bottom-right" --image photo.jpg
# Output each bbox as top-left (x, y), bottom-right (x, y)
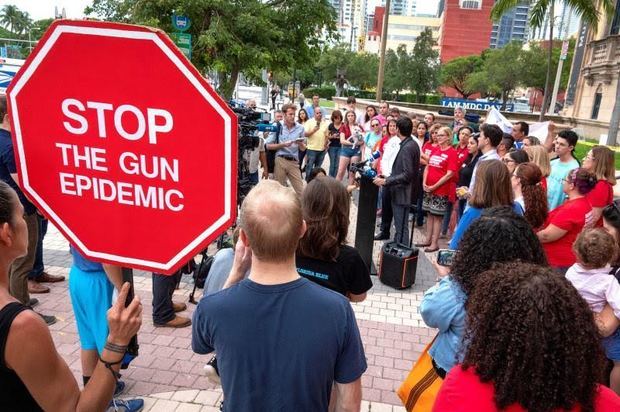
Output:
top-left (242, 103), bottom-right (269, 184)
top-left (373, 117), bottom-right (420, 245)
top-left (265, 103), bottom-right (306, 196)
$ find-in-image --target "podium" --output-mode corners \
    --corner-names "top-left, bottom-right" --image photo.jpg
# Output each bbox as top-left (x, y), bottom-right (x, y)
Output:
top-left (354, 175), bottom-right (379, 274)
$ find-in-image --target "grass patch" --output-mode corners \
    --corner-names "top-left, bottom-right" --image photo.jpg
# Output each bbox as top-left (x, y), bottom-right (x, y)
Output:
top-left (320, 99), bottom-right (335, 109)
top-left (575, 142), bottom-right (620, 170)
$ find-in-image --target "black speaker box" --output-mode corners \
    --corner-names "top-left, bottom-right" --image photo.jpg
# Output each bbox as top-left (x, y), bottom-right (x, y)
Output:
top-left (378, 242), bottom-right (418, 289)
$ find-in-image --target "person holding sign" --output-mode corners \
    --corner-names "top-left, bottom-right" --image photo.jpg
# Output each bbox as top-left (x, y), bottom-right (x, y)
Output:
top-left (0, 180), bottom-right (143, 411)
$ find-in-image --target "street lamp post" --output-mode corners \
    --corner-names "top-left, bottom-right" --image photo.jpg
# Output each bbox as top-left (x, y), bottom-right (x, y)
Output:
top-left (375, 0), bottom-right (391, 102)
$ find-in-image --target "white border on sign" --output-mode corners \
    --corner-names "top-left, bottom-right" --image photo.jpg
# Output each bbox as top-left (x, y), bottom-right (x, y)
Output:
top-left (10, 24), bottom-right (233, 271)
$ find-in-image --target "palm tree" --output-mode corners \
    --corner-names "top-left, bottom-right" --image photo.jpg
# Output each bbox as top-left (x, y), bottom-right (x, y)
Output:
top-left (0, 4), bottom-right (22, 34)
top-left (491, 0), bottom-right (616, 121)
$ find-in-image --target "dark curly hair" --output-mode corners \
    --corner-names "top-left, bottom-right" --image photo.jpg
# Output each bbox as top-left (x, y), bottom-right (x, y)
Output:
top-left (463, 262), bottom-right (605, 412)
top-left (515, 162), bottom-right (548, 229)
top-left (451, 206), bottom-right (547, 296)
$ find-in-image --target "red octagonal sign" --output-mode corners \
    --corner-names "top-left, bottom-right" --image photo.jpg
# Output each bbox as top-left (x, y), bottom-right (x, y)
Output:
top-left (7, 20), bottom-right (238, 274)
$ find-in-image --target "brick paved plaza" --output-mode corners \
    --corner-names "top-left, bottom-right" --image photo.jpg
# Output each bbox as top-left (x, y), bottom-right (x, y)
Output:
top-left (40, 198), bottom-right (438, 412)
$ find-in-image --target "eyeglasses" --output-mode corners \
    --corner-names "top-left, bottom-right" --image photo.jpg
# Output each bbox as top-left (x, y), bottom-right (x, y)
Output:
top-left (371, 123), bottom-right (380, 127)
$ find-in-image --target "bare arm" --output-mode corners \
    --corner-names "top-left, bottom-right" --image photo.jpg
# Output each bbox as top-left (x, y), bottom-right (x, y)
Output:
top-left (347, 292), bottom-right (367, 303)
top-left (429, 170), bottom-right (454, 192)
top-left (536, 224), bottom-right (568, 243)
top-left (222, 238), bottom-right (253, 289)
top-left (102, 264), bottom-right (123, 291)
top-left (590, 207), bottom-right (603, 228)
top-left (543, 121), bottom-right (556, 152)
top-left (7, 283), bottom-right (142, 411)
top-left (259, 151), bottom-right (269, 179)
top-left (334, 378), bottom-right (362, 412)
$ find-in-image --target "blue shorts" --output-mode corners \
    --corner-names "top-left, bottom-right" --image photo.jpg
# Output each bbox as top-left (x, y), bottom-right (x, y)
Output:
top-left (602, 328), bottom-right (620, 361)
top-left (340, 147), bottom-right (361, 158)
top-left (69, 266), bottom-right (114, 353)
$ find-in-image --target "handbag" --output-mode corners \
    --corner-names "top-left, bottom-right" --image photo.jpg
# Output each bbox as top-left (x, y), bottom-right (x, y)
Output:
top-left (266, 121), bottom-right (282, 173)
top-left (397, 336), bottom-right (443, 412)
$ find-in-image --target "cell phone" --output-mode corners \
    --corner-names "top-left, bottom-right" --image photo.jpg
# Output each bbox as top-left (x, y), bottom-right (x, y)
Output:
top-left (295, 138), bottom-right (305, 143)
top-left (437, 249), bottom-right (457, 267)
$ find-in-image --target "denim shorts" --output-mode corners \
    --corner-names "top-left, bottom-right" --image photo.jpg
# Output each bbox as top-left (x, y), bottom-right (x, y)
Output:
top-left (340, 146), bottom-right (361, 158)
top-left (602, 328), bottom-right (620, 361)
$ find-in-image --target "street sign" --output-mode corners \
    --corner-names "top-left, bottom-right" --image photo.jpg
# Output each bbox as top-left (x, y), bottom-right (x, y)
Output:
top-left (172, 32), bottom-right (192, 59)
top-left (172, 14), bottom-right (191, 32)
top-left (560, 40), bottom-right (569, 60)
top-left (7, 20), bottom-right (237, 274)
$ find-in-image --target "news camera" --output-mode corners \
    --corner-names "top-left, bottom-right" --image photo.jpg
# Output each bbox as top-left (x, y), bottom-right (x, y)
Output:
top-left (229, 102), bottom-right (278, 204)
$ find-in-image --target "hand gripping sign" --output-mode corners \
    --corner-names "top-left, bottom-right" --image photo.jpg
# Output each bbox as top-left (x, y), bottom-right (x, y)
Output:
top-left (7, 20), bottom-right (238, 274)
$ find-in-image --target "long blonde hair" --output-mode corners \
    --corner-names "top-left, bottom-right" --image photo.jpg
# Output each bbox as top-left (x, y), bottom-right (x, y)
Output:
top-left (590, 146), bottom-right (617, 185)
top-left (524, 145), bottom-right (551, 177)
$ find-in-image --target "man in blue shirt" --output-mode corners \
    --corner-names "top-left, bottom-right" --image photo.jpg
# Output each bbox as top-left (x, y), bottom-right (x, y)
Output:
top-left (265, 103), bottom-right (306, 196)
top-left (0, 96), bottom-right (56, 324)
top-left (305, 94), bottom-right (327, 118)
top-left (192, 180), bottom-right (366, 411)
top-left (511, 121), bottom-right (528, 150)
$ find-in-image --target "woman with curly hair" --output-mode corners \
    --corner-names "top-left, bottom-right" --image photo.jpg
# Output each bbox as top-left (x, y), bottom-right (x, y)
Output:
top-left (583, 145), bottom-right (616, 226)
top-left (407, 208), bottom-right (547, 411)
top-left (511, 162), bottom-right (548, 229)
top-left (434, 262), bottom-right (620, 411)
top-left (295, 176), bottom-right (372, 301)
top-left (537, 168), bottom-right (597, 273)
top-left (449, 160), bottom-right (523, 250)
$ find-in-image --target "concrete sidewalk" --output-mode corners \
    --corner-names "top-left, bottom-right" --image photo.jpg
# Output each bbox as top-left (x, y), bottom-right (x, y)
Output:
top-left (39, 194), bottom-right (436, 411)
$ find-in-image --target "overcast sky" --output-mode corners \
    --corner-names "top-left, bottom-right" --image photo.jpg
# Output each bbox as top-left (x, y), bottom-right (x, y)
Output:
top-left (2, 1), bottom-right (90, 20)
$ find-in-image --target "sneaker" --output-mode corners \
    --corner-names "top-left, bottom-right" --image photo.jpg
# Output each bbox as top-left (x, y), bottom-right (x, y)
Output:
top-left (107, 398), bottom-right (144, 412)
top-left (114, 380), bottom-right (126, 396)
top-left (204, 355), bottom-right (221, 385)
top-left (38, 313), bottom-right (57, 326)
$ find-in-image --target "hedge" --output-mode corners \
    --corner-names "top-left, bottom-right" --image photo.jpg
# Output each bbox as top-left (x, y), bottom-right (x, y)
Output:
top-left (302, 87), bottom-right (441, 105)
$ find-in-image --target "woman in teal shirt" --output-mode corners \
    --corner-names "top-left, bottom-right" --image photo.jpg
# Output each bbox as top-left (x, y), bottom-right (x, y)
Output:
top-left (421, 207), bottom-right (547, 374)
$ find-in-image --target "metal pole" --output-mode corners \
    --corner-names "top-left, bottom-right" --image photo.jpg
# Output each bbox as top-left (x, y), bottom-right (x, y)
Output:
top-left (375, 0), bottom-right (391, 102)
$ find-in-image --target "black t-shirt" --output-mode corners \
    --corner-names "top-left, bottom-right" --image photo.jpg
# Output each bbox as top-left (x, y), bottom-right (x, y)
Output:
top-left (296, 245), bottom-right (372, 296)
top-left (328, 123), bottom-right (342, 148)
top-left (457, 152), bottom-right (482, 188)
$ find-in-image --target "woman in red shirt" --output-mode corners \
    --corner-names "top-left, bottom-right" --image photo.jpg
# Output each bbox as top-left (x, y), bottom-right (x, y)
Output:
top-left (537, 168), bottom-right (597, 274)
top-left (583, 145), bottom-right (616, 226)
top-left (420, 126), bottom-right (458, 252)
top-left (434, 261), bottom-right (620, 412)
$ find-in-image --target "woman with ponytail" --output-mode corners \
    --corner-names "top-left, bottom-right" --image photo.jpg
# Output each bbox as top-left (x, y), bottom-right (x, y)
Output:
top-left (511, 162), bottom-right (548, 230)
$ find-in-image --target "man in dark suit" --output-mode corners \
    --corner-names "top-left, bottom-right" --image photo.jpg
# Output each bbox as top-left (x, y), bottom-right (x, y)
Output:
top-left (373, 116), bottom-right (420, 245)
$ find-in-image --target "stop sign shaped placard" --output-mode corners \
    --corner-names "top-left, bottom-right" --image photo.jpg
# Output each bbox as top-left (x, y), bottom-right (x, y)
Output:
top-left (7, 20), bottom-right (237, 274)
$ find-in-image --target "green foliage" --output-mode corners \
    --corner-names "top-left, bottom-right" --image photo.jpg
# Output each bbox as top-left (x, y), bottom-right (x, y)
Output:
top-left (440, 55), bottom-right (483, 98)
top-left (0, 4), bottom-right (32, 36)
top-left (85, 0), bottom-right (338, 99)
top-left (408, 27), bottom-right (440, 98)
top-left (314, 44), bottom-right (379, 90)
top-left (30, 19), bottom-right (54, 40)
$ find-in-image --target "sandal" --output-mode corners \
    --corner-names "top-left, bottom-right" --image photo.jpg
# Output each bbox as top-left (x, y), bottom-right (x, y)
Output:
top-left (415, 242), bottom-right (431, 247)
top-left (424, 247), bottom-right (439, 253)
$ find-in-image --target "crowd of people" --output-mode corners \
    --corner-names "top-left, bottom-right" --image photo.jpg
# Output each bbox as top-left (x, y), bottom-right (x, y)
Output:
top-left (3, 88), bottom-right (620, 411)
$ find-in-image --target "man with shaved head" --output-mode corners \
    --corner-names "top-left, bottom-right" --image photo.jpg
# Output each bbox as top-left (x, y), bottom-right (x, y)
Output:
top-left (192, 181), bottom-right (366, 411)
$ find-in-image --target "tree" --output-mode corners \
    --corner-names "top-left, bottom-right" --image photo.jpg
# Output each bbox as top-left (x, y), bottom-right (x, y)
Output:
top-left (409, 27), bottom-right (440, 100)
top-left (383, 45), bottom-right (409, 97)
top-left (0, 5), bottom-right (32, 36)
top-left (86, 0), bottom-right (337, 99)
top-left (30, 18), bottom-right (54, 40)
top-left (492, 0), bottom-right (615, 120)
top-left (482, 42), bottom-right (524, 109)
top-left (440, 55), bottom-right (483, 99)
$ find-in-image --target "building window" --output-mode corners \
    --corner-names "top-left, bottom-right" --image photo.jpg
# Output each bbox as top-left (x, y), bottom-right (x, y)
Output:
top-left (460, 0), bottom-right (481, 9)
top-left (591, 85), bottom-right (603, 120)
top-left (611, 0), bottom-right (620, 35)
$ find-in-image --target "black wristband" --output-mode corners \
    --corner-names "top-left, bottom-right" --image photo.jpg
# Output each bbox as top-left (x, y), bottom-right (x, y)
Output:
top-left (99, 356), bottom-right (123, 382)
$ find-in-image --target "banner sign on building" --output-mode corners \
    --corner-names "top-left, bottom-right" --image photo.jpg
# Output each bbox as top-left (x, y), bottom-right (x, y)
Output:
top-left (441, 97), bottom-right (514, 112)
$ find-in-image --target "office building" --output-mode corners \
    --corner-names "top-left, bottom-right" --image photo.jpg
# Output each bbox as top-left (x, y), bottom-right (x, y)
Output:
top-left (490, 1), bottom-right (530, 48)
top-left (438, 0), bottom-right (493, 62)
